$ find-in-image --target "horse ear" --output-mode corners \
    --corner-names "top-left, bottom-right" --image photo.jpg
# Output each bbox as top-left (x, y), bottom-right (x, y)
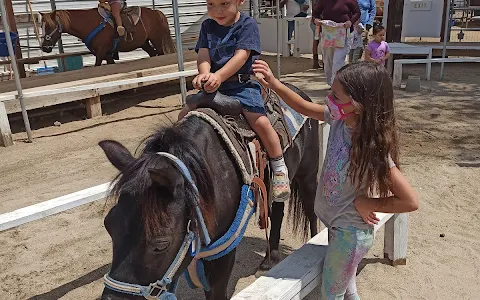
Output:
top-left (148, 167), bottom-right (184, 196)
top-left (98, 140), bottom-right (135, 172)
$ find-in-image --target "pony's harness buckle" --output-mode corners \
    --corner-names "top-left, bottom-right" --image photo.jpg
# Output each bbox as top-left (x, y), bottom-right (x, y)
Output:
top-left (145, 283), bottom-right (167, 299)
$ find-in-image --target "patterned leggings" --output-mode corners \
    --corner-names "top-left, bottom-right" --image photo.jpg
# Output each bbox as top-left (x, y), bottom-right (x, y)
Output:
top-left (321, 226), bottom-right (374, 300)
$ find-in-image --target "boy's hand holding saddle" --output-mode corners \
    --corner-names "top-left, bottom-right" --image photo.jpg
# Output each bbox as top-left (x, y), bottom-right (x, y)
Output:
top-left (193, 73), bottom-right (222, 93)
top-left (203, 73), bottom-right (222, 93)
top-left (193, 73), bottom-right (209, 90)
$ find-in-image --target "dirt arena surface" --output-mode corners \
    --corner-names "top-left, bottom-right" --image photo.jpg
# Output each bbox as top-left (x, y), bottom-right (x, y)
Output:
top-left (1, 57), bottom-right (479, 300)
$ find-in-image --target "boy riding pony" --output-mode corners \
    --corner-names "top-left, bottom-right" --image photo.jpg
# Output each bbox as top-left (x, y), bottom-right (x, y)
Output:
top-left (178, 0), bottom-right (291, 202)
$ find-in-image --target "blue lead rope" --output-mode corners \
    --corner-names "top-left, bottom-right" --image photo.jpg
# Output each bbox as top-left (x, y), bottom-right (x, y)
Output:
top-left (84, 20), bottom-right (107, 53)
top-left (83, 18), bottom-right (121, 56)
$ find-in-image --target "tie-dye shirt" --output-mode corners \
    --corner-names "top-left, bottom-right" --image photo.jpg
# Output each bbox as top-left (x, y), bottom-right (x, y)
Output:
top-left (315, 107), bottom-right (396, 230)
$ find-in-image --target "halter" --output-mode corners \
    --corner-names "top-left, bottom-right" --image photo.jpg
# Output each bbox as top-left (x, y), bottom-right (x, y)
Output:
top-left (43, 19), bottom-right (63, 43)
top-left (103, 152), bottom-right (212, 300)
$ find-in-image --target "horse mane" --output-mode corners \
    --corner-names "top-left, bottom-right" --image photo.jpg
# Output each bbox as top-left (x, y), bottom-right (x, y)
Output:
top-left (110, 117), bottom-right (215, 239)
top-left (43, 10), bottom-right (71, 31)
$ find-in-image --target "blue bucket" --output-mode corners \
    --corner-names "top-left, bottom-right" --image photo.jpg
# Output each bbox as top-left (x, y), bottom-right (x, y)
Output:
top-left (0, 32), bottom-right (18, 57)
top-left (37, 66), bottom-right (56, 76)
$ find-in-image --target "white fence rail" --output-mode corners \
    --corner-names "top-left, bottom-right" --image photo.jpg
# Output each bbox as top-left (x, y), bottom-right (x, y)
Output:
top-left (0, 70), bottom-right (198, 102)
top-left (0, 183), bottom-right (110, 231)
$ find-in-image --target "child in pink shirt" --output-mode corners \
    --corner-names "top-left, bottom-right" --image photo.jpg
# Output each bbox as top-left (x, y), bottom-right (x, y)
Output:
top-left (365, 24), bottom-right (390, 65)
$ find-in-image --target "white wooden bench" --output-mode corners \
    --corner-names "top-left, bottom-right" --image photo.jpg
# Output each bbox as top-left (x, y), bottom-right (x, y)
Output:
top-left (232, 213), bottom-right (408, 300)
top-left (392, 57), bottom-right (480, 88)
top-left (386, 43), bottom-right (433, 81)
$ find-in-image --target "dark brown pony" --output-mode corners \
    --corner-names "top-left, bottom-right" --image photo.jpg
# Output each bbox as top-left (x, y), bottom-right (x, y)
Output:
top-left (40, 9), bottom-right (175, 66)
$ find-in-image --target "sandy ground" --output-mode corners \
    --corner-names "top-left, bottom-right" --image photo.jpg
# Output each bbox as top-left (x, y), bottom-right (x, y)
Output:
top-left (1, 57), bottom-right (479, 300)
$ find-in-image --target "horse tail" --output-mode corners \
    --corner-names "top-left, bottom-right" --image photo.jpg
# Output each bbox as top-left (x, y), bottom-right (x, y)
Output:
top-left (156, 10), bottom-right (176, 54)
top-left (287, 178), bottom-right (310, 241)
top-left (282, 82), bottom-right (319, 242)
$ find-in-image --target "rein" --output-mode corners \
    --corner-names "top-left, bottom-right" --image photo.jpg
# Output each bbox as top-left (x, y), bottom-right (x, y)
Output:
top-left (103, 152), bottom-right (211, 300)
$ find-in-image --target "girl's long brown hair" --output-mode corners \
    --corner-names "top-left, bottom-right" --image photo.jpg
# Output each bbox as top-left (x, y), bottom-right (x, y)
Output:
top-left (336, 62), bottom-right (399, 197)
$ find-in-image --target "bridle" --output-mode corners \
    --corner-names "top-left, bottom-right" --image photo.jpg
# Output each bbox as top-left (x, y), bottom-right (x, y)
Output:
top-left (42, 18), bottom-right (63, 49)
top-left (103, 152), bottom-right (212, 300)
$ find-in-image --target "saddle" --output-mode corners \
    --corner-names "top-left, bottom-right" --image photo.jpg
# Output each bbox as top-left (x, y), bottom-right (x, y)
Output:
top-left (185, 84), bottom-right (307, 228)
top-left (98, 4), bottom-right (141, 41)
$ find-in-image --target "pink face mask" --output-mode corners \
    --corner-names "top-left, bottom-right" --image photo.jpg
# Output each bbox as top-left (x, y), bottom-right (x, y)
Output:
top-left (325, 95), bottom-right (355, 121)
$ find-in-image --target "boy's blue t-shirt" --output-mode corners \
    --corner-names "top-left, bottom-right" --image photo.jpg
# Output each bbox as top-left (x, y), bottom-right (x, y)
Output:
top-left (195, 13), bottom-right (261, 76)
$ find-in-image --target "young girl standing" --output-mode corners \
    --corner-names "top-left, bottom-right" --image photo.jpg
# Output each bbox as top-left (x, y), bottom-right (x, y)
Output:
top-left (365, 24), bottom-right (390, 65)
top-left (178, 0), bottom-right (290, 201)
top-left (252, 59), bottom-right (419, 299)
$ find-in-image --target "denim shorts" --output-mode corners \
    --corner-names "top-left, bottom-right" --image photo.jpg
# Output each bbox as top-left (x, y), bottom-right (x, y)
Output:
top-left (218, 80), bottom-right (266, 114)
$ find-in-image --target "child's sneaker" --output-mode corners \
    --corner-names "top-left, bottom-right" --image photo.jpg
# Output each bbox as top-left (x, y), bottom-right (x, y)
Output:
top-left (117, 26), bottom-right (126, 37)
top-left (271, 171), bottom-right (291, 202)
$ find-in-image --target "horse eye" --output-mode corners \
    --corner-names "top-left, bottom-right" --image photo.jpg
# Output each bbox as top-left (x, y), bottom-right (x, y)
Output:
top-left (152, 240), bottom-right (170, 253)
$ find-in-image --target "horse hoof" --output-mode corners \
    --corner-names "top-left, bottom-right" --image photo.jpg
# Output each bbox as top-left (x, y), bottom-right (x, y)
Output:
top-left (257, 250), bottom-right (282, 273)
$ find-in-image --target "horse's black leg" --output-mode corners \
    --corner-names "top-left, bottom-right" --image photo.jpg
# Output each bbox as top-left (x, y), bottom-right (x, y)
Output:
top-left (269, 201), bottom-right (285, 252)
top-left (149, 35), bottom-right (165, 56)
top-left (95, 56), bottom-right (103, 66)
top-left (257, 201), bottom-right (284, 271)
top-left (203, 250), bottom-right (236, 300)
top-left (142, 40), bottom-right (157, 57)
top-left (106, 55), bottom-right (115, 64)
